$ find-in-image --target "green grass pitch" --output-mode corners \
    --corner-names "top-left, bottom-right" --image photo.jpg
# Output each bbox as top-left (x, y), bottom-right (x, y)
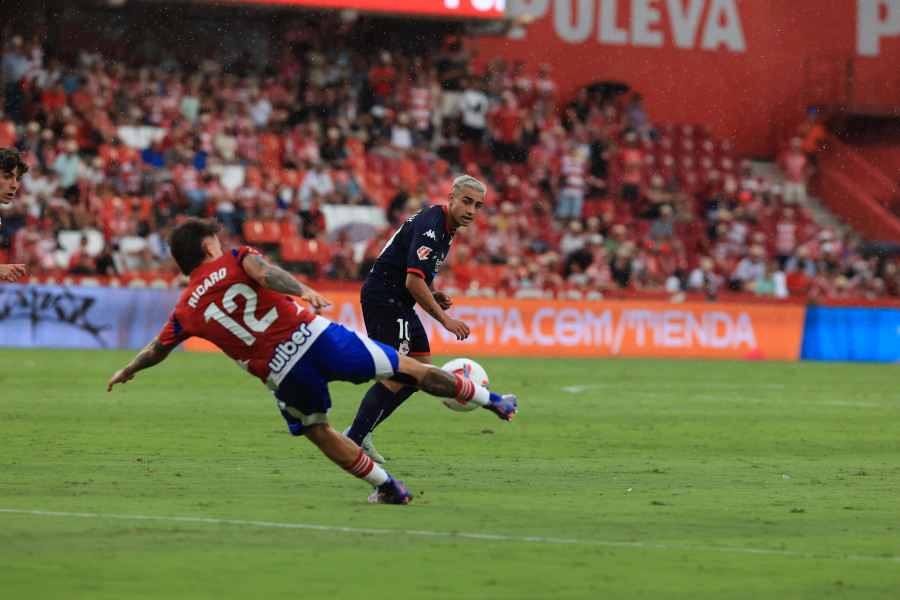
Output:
top-left (1, 348), bottom-right (898, 599)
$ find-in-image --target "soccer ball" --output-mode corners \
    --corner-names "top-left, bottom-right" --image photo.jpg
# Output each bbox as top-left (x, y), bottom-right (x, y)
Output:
top-left (440, 358), bottom-right (489, 412)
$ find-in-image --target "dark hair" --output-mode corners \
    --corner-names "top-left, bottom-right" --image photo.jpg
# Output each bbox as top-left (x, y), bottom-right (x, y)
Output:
top-left (0, 146), bottom-right (29, 177)
top-left (167, 218), bottom-right (222, 275)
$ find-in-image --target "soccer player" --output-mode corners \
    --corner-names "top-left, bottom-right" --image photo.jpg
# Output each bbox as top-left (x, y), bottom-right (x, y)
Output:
top-left (107, 218), bottom-right (516, 505)
top-left (344, 174), bottom-right (487, 463)
top-left (0, 147), bottom-right (28, 283)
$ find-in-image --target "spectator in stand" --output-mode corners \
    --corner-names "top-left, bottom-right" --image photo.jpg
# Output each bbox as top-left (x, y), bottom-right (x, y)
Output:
top-left (298, 159), bottom-right (334, 211)
top-left (434, 37), bottom-right (472, 131)
top-left (752, 259), bottom-right (788, 298)
top-left (298, 192), bottom-right (327, 240)
top-left (171, 150), bottom-right (207, 217)
top-left (387, 178), bottom-right (410, 226)
top-left (648, 204), bottom-right (675, 242)
top-left (368, 50), bottom-right (396, 107)
top-left (619, 132), bottom-right (643, 205)
top-left (586, 124), bottom-right (612, 200)
top-left (623, 93), bottom-right (655, 140)
top-left (559, 219), bottom-right (586, 262)
top-left (687, 256), bottom-right (723, 300)
top-left (795, 106), bottom-right (828, 169)
top-left (784, 246), bottom-right (814, 296)
top-left (2, 35), bottom-right (29, 121)
top-left (406, 70), bottom-right (436, 143)
top-left (488, 90), bottom-right (525, 163)
top-left (40, 80), bottom-right (68, 116)
top-left (532, 63), bottom-right (558, 112)
top-left (526, 130), bottom-right (555, 193)
top-left (319, 127), bottom-right (348, 169)
top-left (329, 228), bottom-right (357, 281)
top-left (554, 141), bottom-right (588, 226)
top-left (141, 139), bottom-right (166, 170)
top-left (610, 243), bottom-right (635, 289)
top-left (67, 250), bottom-right (95, 275)
top-left (458, 75), bottom-right (490, 147)
top-left (94, 239), bottom-right (119, 275)
top-left (566, 231), bottom-right (601, 281)
top-left (730, 244), bottom-right (768, 292)
top-left (777, 137), bottom-right (810, 206)
top-left (408, 179), bottom-right (430, 211)
top-left (564, 87), bottom-right (592, 131)
top-left (66, 234), bottom-right (94, 271)
top-left (604, 222), bottom-right (629, 254)
top-left (773, 206), bottom-right (800, 268)
top-left (387, 111), bottom-right (417, 157)
top-left (52, 140), bottom-right (82, 196)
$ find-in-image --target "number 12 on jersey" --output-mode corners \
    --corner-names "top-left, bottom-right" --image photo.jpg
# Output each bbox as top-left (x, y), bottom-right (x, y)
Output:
top-left (204, 283), bottom-right (277, 345)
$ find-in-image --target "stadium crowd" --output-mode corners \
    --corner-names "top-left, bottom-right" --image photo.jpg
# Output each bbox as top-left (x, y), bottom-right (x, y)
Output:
top-left (1, 13), bottom-right (899, 303)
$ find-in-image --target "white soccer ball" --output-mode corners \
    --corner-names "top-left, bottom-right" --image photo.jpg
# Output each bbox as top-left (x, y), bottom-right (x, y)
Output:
top-left (440, 358), bottom-right (489, 412)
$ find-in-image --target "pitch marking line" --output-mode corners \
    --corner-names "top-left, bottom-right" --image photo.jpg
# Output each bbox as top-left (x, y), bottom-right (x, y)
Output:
top-left (2, 508), bottom-right (897, 563)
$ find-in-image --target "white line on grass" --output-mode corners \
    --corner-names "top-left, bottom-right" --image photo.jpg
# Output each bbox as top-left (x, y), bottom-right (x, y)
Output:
top-left (560, 386), bottom-right (894, 408)
top-left (2, 508), bottom-right (897, 563)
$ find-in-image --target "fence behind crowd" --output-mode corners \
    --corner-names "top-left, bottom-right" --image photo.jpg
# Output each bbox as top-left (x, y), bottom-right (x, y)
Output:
top-left (3, 284), bottom-right (898, 363)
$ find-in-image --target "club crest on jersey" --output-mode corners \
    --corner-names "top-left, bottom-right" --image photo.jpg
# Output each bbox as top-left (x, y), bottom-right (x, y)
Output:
top-left (423, 229), bottom-right (437, 240)
top-left (399, 340), bottom-right (410, 355)
top-left (417, 246), bottom-right (432, 260)
top-left (267, 322), bottom-right (312, 375)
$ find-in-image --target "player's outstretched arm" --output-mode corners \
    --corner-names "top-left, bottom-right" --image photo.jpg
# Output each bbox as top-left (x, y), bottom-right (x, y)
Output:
top-left (0, 263), bottom-right (26, 282)
top-left (242, 252), bottom-right (331, 311)
top-left (406, 273), bottom-right (469, 340)
top-left (107, 337), bottom-right (173, 391)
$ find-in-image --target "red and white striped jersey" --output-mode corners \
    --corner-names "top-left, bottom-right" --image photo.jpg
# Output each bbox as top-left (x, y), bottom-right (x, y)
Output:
top-left (559, 153), bottom-right (587, 194)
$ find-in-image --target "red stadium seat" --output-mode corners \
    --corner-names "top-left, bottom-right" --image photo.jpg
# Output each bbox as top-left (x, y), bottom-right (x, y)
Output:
top-left (279, 238), bottom-right (331, 279)
top-left (243, 219), bottom-right (282, 245)
top-left (280, 220), bottom-right (299, 238)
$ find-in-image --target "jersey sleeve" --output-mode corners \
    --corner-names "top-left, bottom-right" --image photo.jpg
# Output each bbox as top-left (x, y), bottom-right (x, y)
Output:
top-left (405, 213), bottom-right (439, 279)
top-left (157, 309), bottom-right (191, 349)
top-left (230, 246), bottom-right (264, 265)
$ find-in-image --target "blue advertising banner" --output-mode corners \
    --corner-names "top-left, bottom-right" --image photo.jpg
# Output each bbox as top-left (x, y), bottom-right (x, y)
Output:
top-left (0, 284), bottom-right (182, 350)
top-left (801, 306), bottom-right (900, 363)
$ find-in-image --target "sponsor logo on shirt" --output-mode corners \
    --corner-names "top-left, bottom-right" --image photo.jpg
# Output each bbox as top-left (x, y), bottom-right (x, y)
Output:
top-left (417, 246), bottom-right (433, 260)
top-left (424, 229), bottom-right (437, 240)
top-left (267, 322), bottom-right (312, 375)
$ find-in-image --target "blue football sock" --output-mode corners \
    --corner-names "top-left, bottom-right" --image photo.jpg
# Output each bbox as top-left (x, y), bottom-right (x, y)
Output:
top-left (346, 382), bottom-right (395, 444)
top-left (373, 386), bottom-right (417, 428)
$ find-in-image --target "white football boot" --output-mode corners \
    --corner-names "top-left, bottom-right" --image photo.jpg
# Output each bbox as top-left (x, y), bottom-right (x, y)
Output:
top-left (344, 427), bottom-right (386, 464)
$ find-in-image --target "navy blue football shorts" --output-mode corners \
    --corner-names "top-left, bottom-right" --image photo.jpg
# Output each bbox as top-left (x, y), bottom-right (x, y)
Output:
top-left (273, 320), bottom-right (399, 436)
top-left (362, 302), bottom-right (431, 357)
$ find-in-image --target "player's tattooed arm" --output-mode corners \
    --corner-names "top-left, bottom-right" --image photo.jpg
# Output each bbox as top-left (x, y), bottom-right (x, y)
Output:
top-left (107, 337), bottom-right (172, 391)
top-left (244, 253), bottom-right (331, 311)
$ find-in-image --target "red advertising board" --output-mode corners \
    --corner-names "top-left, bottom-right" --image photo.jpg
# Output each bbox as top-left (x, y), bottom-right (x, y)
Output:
top-left (186, 293), bottom-right (806, 361)
top-left (189, 0), bottom-right (505, 19)
top-left (476, 0), bottom-right (900, 156)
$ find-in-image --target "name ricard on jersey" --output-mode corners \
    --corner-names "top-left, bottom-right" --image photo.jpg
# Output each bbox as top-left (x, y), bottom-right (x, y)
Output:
top-left (187, 267), bottom-right (228, 308)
